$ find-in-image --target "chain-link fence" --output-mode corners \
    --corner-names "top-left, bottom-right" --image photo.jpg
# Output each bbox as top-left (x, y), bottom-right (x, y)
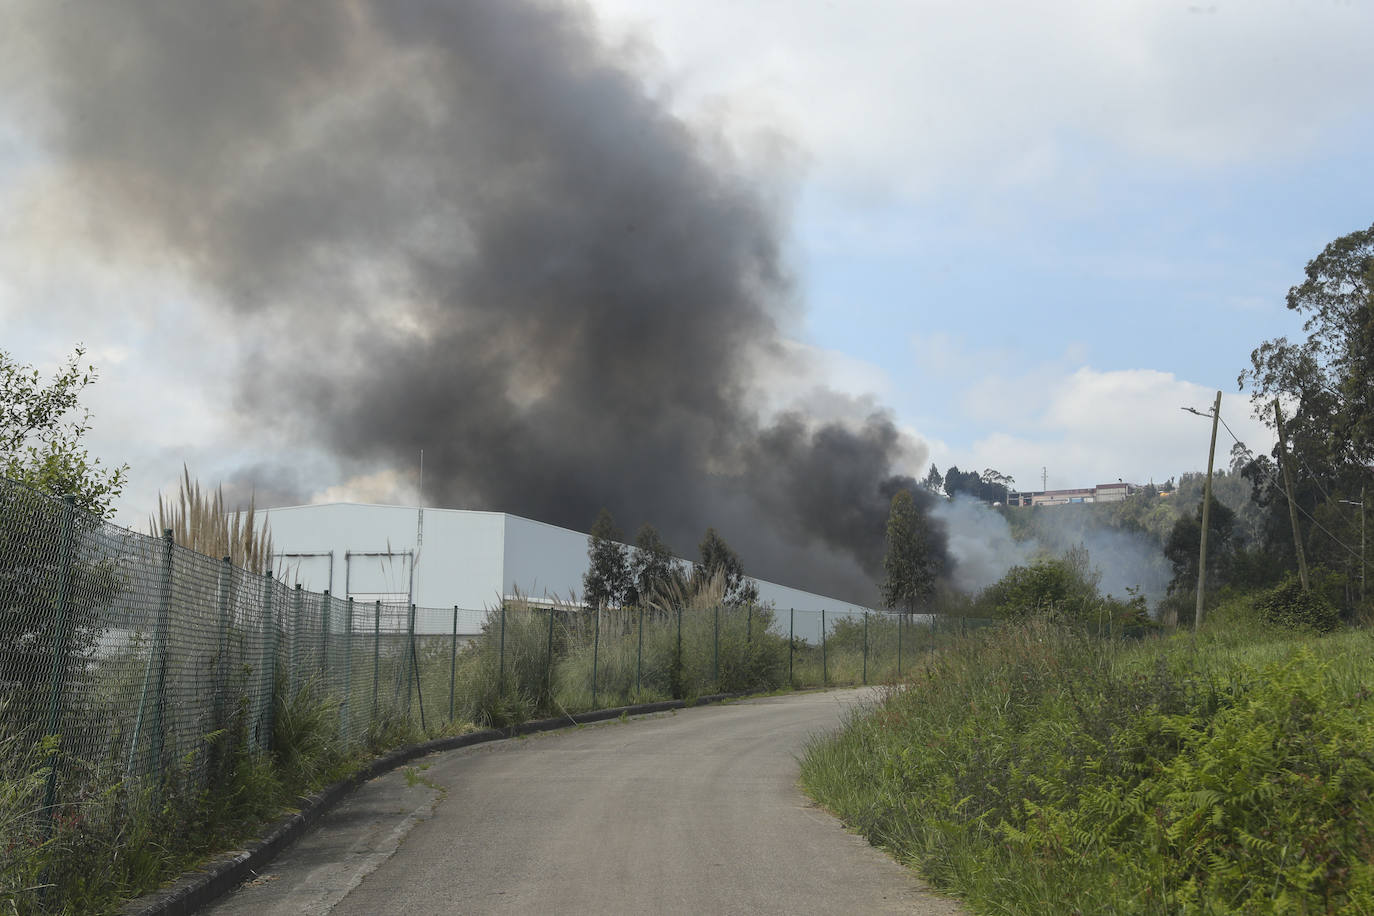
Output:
top-left (0, 475), bottom-right (994, 859)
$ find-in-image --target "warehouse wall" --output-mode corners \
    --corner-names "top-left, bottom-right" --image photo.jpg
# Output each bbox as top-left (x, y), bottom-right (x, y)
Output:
top-left (502, 514), bottom-right (595, 604)
top-left (264, 503), bottom-right (507, 611)
top-left (264, 503), bottom-right (875, 633)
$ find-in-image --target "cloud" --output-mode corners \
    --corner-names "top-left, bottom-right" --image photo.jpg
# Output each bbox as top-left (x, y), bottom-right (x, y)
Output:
top-left (589, 0), bottom-right (1374, 199)
top-left (964, 365), bottom-right (1274, 491)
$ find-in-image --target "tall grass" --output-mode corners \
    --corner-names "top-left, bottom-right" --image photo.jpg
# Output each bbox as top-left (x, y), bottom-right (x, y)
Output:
top-left (453, 576), bottom-right (793, 726)
top-left (149, 466), bottom-right (273, 573)
top-left (1, 673), bottom-right (385, 914)
top-left (801, 619), bottom-right (1374, 914)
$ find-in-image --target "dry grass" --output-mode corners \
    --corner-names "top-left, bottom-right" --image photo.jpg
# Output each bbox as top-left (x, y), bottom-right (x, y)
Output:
top-left (149, 466), bottom-right (273, 572)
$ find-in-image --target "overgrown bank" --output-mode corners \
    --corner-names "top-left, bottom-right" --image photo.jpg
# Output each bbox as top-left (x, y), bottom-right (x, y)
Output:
top-left (801, 619), bottom-right (1374, 914)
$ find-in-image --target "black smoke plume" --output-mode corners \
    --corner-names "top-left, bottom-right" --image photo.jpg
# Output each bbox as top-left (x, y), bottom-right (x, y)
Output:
top-left (7, 0), bottom-right (945, 603)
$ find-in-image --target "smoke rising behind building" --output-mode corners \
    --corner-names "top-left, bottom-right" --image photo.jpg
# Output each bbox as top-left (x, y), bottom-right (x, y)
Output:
top-left (6, 0), bottom-right (945, 604)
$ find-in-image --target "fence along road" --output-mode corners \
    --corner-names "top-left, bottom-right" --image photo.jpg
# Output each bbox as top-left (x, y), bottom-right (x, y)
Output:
top-left (204, 688), bottom-right (964, 915)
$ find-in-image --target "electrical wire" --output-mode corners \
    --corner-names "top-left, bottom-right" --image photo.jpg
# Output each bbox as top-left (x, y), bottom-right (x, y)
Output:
top-left (1211, 412), bottom-right (1371, 575)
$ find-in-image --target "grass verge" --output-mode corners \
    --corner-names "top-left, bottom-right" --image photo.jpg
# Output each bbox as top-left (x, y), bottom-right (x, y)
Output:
top-left (800, 618), bottom-right (1374, 914)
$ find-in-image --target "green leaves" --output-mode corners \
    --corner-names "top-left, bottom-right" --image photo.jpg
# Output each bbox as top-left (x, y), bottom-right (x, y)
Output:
top-left (0, 345), bottom-right (127, 518)
top-left (881, 489), bottom-right (939, 613)
top-left (583, 508), bottom-right (631, 611)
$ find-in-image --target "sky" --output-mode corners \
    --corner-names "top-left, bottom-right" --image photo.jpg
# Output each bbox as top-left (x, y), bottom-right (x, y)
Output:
top-left (1, 0), bottom-right (1371, 534)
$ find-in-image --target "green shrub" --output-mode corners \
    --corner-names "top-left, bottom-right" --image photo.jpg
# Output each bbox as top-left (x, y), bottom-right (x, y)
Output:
top-left (1256, 573), bottom-right (1341, 632)
top-left (982, 558), bottom-right (1093, 620)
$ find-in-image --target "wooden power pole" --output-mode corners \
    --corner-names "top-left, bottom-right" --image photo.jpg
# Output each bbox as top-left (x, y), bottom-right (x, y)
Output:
top-left (1195, 391), bottom-right (1222, 631)
top-left (1273, 399), bottom-right (1310, 592)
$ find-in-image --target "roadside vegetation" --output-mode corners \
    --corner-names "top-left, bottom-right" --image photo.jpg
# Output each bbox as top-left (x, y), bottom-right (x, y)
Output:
top-left (803, 611), bottom-right (1374, 914)
top-left (0, 372), bottom-right (908, 915)
top-left (803, 224), bottom-right (1374, 914)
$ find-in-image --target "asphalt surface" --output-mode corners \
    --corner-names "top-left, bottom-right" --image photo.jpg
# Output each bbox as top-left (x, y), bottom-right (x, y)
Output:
top-left (203, 689), bottom-right (965, 915)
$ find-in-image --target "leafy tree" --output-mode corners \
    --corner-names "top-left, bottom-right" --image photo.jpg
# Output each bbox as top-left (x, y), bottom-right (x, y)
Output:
top-left (1, 345), bottom-right (127, 516)
top-left (943, 465), bottom-right (1013, 503)
top-left (982, 559), bottom-right (1092, 621)
top-left (980, 468), bottom-right (1014, 504)
top-left (1, 346), bottom-right (126, 736)
top-left (582, 509), bottom-right (630, 610)
top-left (943, 465), bottom-right (972, 498)
top-left (1244, 222), bottom-right (1374, 466)
top-left (880, 489), bottom-right (940, 613)
top-left (1163, 494), bottom-right (1239, 597)
top-left (1239, 224), bottom-right (1374, 597)
top-left (694, 527), bottom-right (758, 606)
top-left (922, 463), bottom-right (944, 494)
top-left (628, 523), bottom-right (678, 607)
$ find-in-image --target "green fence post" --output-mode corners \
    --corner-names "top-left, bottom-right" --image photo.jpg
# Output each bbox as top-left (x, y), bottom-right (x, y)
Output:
top-left (746, 601), bottom-right (752, 644)
top-left (862, 611), bottom-right (868, 686)
top-left (788, 608), bottom-right (794, 688)
top-left (405, 604), bottom-right (416, 715)
top-left (40, 495), bottom-right (78, 827)
top-left (592, 606), bottom-right (600, 709)
top-left (342, 597), bottom-right (353, 742)
top-left (544, 606), bottom-right (556, 705)
top-left (409, 604), bottom-right (426, 731)
top-left (712, 604), bottom-right (719, 688)
top-left (670, 604), bottom-right (681, 697)
top-left (321, 590), bottom-right (331, 678)
top-left (821, 609), bottom-right (827, 688)
top-left (261, 572), bottom-right (277, 752)
top-left (897, 612), bottom-right (903, 678)
top-left (499, 602), bottom-right (507, 690)
top-left (147, 528), bottom-right (176, 784)
top-left (449, 606), bottom-right (458, 723)
top-left (372, 600), bottom-right (381, 717)
top-left (210, 556), bottom-right (232, 732)
top-left (290, 584), bottom-right (304, 698)
top-left (635, 603), bottom-right (644, 696)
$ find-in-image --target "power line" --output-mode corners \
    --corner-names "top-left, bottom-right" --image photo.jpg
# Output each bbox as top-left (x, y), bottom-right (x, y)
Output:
top-left (1214, 413), bottom-right (1372, 574)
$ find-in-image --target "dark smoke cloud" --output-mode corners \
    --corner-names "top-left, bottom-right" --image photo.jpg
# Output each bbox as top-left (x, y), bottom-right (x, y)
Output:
top-left (8, 0), bottom-right (944, 604)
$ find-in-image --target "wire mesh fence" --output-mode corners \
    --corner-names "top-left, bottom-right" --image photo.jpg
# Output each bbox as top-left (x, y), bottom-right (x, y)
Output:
top-left (0, 475), bottom-right (996, 879)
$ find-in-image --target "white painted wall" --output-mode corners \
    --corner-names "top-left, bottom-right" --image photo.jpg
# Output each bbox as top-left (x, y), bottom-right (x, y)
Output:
top-left (502, 514), bottom-right (595, 604)
top-left (264, 503), bottom-right (505, 611)
top-left (262, 503), bottom-right (876, 641)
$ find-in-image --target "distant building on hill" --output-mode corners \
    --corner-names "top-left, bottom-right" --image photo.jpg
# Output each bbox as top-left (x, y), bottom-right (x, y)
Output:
top-left (1006, 481), bottom-right (1140, 507)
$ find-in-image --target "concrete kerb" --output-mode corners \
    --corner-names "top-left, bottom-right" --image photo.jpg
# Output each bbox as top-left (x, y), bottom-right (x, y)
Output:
top-left (121, 691), bottom-right (760, 916)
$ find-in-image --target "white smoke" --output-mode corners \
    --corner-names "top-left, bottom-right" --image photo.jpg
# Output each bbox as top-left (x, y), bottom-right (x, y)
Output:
top-left (934, 495), bottom-right (1172, 603)
top-left (932, 497), bottom-right (1035, 593)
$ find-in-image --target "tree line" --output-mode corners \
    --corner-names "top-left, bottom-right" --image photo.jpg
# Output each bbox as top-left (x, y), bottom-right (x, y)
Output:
top-left (580, 509), bottom-right (759, 611)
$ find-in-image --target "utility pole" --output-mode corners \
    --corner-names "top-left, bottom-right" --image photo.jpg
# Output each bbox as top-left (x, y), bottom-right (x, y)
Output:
top-left (1195, 391), bottom-right (1222, 631)
top-left (1273, 399), bottom-right (1310, 592)
top-left (1341, 488), bottom-right (1366, 604)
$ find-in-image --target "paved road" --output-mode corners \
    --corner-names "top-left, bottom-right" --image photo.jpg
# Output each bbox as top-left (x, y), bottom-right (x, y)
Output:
top-left (204, 689), bottom-right (964, 915)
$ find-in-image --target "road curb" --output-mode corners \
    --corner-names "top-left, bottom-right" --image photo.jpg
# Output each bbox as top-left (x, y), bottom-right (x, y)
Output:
top-left (121, 690), bottom-right (758, 916)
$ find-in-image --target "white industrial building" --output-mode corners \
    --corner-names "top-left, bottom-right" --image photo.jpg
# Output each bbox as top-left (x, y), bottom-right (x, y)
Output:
top-left (263, 503), bottom-right (873, 629)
